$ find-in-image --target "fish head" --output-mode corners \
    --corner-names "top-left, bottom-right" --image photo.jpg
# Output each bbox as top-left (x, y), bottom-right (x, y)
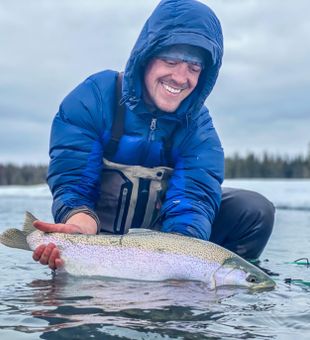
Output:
top-left (211, 256), bottom-right (276, 290)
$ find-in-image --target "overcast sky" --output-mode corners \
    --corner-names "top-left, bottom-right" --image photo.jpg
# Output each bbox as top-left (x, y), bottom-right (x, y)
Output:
top-left (1, 0), bottom-right (309, 165)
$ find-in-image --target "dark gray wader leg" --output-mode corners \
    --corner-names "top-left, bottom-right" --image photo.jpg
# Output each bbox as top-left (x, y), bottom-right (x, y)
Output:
top-left (209, 187), bottom-right (275, 260)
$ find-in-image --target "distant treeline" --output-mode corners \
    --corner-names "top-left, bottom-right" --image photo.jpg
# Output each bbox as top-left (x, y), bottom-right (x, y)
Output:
top-left (225, 153), bottom-right (310, 178)
top-left (0, 153), bottom-right (310, 185)
top-left (0, 164), bottom-right (47, 185)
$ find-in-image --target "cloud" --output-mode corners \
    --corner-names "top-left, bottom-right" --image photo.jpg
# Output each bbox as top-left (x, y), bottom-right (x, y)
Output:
top-left (0, 0), bottom-right (309, 164)
top-left (204, 0), bottom-right (310, 155)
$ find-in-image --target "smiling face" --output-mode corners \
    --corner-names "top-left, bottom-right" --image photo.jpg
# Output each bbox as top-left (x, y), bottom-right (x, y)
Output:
top-left (143, 58), bottom-right (202, 112)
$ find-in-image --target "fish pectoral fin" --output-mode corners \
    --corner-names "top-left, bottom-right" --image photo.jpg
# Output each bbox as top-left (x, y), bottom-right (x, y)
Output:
top-left (0, 228), bottom-right (31, 251)
top-left (23, 211), bottom-right (38, 236)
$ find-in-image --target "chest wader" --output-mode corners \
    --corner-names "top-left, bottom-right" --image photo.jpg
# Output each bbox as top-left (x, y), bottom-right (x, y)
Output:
top-left (95, 73), bottom-right (173, 234)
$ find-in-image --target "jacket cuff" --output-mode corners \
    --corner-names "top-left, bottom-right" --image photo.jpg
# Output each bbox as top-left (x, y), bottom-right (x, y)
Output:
top-left (161, 215), bottom-right (211, 240)
top-left (62, 206), bottom-right (101, 234)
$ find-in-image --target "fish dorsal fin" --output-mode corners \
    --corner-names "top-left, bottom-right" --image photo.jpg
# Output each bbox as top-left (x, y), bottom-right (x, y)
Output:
top-left (0, 228), bottom-right (31, 251)
top-left (23, 211), bottom-right (38, 236)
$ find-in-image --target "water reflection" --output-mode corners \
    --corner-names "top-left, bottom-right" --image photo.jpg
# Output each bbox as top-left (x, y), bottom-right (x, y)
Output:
top-left (24, 274), bottom-right (238, 339)
top-left (1, 269), bottom-right (310, 339)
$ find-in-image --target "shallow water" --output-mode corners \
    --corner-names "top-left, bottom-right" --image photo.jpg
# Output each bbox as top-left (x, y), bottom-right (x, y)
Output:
top-left (0, 181), bottom-right (310, 339)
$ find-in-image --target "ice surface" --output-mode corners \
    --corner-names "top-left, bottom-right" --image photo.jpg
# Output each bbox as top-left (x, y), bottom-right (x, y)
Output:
top-left (224, 179), bottom-right (310, 210)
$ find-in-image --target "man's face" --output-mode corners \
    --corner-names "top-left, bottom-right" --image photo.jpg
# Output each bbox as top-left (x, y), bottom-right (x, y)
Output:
top-left (143, 58), bottom-right (202, 112)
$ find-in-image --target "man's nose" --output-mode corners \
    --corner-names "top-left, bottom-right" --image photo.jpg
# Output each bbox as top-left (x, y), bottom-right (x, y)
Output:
top-left (171, 62), bottom-right (190, 84)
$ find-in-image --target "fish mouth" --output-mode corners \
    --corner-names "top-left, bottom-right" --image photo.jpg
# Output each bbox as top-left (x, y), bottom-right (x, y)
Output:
top-left (244, 271), bottom-right (276, 291)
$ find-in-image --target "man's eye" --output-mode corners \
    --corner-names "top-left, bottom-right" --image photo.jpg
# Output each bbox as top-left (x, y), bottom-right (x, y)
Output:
top-left (162, 59), bottom-right (178, 66)
top-left (188, 63), bottom-right (202, 73)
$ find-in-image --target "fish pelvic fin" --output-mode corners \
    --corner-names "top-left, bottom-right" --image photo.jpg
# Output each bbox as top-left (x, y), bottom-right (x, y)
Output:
top-left (0, 228), bottom-right (31, 251)
top-left (23, 211), bottom-right (38, 236)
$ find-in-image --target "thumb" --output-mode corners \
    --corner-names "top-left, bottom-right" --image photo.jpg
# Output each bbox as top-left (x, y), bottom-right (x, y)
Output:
top-left (32, 220), bottom-right (73, 233)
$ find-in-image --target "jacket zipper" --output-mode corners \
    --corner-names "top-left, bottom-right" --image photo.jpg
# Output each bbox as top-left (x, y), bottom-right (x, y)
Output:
top-left (148, 118), bottom-right (157, 142)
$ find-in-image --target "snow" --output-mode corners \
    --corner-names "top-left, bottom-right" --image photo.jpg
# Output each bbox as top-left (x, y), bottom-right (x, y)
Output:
top-left (1, 179), bottom-right (310, 210)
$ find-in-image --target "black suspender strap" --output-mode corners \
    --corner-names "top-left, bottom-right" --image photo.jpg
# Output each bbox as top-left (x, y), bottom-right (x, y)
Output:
top-left (163, 122), bottom-right (179, 167)
top-left (164, 139), bottom-right (173, 167)
top-left (104, 72), bottom-right (125, 160)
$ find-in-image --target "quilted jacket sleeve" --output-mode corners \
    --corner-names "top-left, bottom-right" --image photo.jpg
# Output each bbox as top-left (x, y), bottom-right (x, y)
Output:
top-left (160, 110), bottom-right (224, 240)
top-left (47, 75), bottom-right (111, 223)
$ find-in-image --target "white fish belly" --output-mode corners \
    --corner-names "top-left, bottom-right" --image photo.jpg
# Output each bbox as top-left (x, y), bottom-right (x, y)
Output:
top-left (61, 244), bottom-right (220, 283)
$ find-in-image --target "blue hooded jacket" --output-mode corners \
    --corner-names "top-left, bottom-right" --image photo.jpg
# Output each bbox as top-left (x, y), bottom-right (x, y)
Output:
top-left (47, 0), bottom-right (224, 240)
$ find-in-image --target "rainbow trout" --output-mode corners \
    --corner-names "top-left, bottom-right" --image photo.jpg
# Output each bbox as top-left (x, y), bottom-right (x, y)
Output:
top-left (0, 212), bottom-right (275, 290)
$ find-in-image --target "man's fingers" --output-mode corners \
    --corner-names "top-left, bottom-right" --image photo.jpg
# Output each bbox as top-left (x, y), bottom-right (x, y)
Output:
top-left (48, 247), bottom-right (60, 270)
top-left (55, 258), bottom-right (64, 268)
top-left (33, 220), bottom-right (68, 233)
top-left (33, 244), bottom-right (46, 261)
top-left (33, 220), bottom-right (80, 234)
top-left (38, 243), bottom-right (56, 265)
top-left (33, 243), bottom-right (63, 269)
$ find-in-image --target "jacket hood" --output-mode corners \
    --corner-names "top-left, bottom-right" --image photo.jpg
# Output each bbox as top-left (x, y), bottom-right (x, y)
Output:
top-left (123, 0), bottom-right (224, 120)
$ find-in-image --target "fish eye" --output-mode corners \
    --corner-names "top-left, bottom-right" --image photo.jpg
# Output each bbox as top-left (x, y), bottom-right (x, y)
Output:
top-left (246, 274), bottom-right (259, 283)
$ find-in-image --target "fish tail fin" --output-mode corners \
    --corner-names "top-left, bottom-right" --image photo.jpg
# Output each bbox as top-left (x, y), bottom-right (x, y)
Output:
top-left (0, 228), bottom-right (31, 251)
top-left (23, 211), bottom-right (38, 236)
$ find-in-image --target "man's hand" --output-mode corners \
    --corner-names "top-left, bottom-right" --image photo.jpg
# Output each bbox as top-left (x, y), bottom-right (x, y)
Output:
top-left (32, 213), bottom-right (98, 270)
top-left (33, 241), bottom-right (63, 270)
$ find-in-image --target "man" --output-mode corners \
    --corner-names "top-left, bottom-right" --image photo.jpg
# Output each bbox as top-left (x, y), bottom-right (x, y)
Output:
top-left (33, 0), bottom-right (275, 270)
